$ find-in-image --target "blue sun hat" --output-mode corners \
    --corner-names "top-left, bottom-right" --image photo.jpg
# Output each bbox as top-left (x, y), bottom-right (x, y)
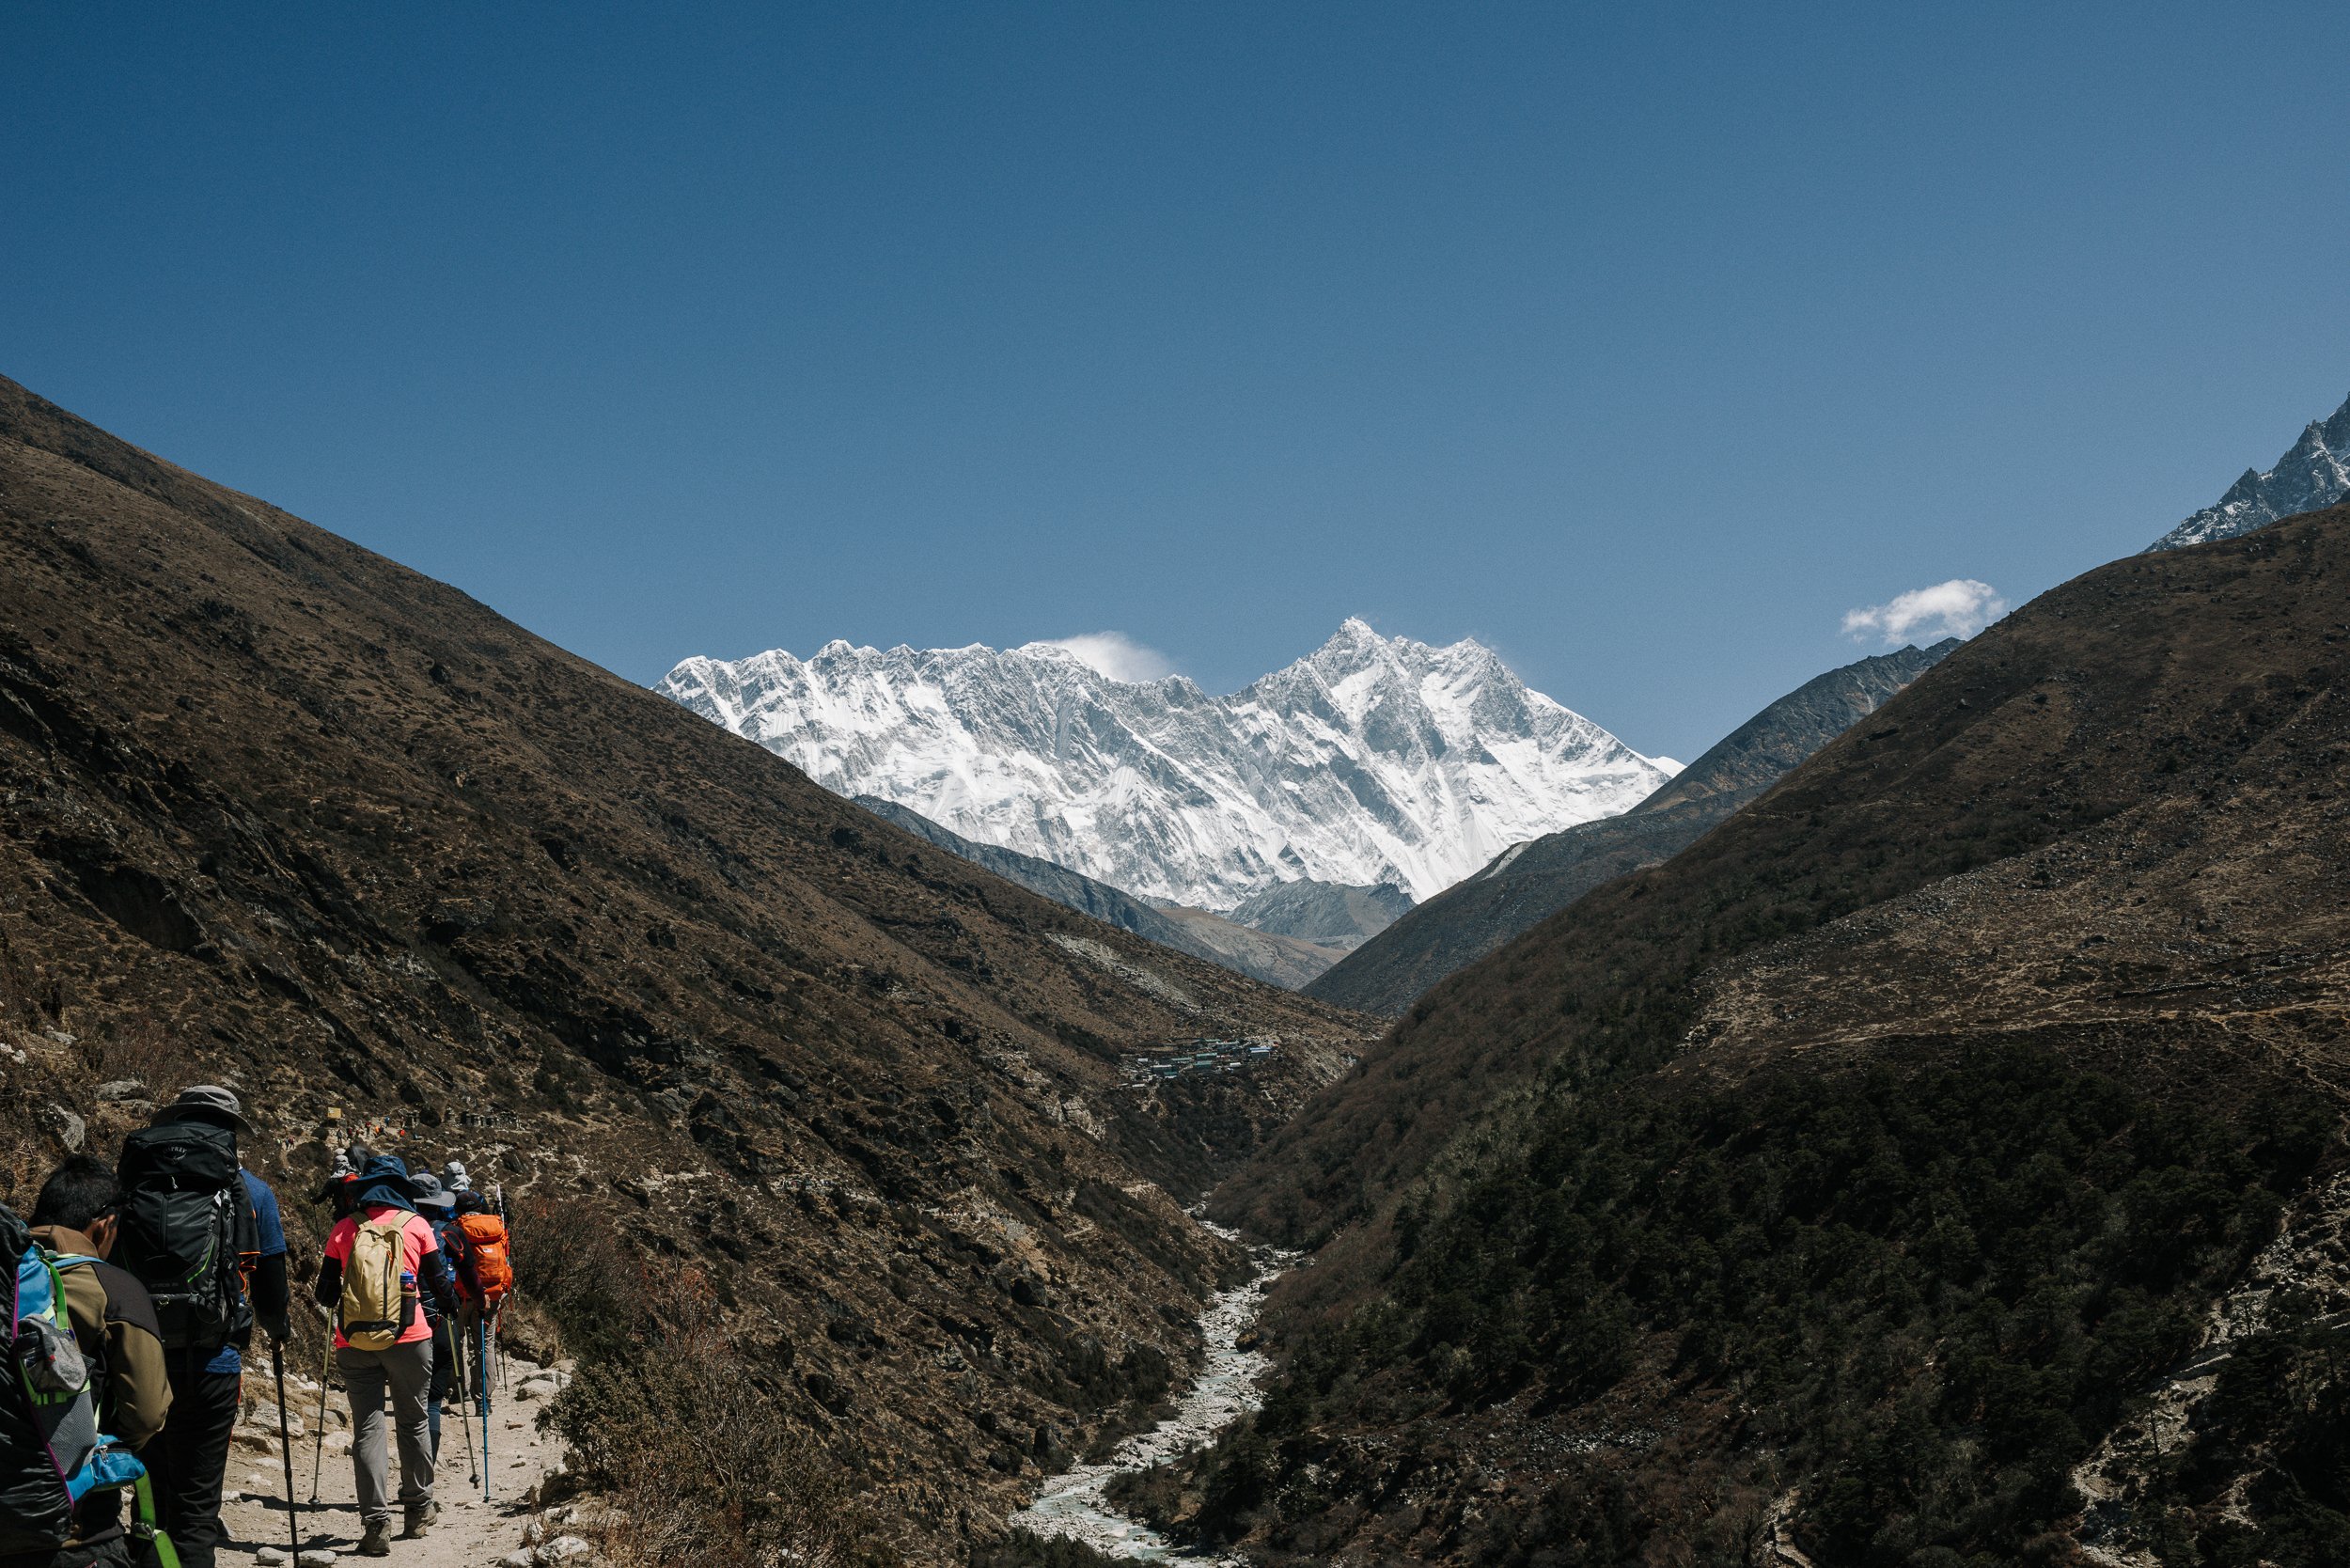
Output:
top-left (350, 1154), bottom-right (419, 1214)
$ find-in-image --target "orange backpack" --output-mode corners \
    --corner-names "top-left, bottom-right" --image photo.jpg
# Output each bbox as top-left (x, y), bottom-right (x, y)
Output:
top-left (454, 1212), bottom-right (513, 1302)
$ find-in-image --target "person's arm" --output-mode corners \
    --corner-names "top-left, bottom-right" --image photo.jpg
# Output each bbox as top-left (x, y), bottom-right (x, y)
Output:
top-left (244, 1174), bottom-right (292, 1341)
top-left (315, 1217), bottom-right (350, 1310)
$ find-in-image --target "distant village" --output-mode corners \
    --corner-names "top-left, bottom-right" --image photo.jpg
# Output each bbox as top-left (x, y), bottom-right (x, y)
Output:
top-left (1121, 1036), bottom-right (1279, 1090)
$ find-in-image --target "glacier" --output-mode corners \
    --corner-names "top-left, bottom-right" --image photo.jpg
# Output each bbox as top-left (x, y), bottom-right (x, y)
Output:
top-left (659, 619), bottom-right (1676, 911)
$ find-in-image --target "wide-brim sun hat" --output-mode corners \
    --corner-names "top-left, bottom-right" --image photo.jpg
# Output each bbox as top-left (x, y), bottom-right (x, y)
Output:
top-left (351, 1153), bottom-right (419, 1214)
top-left (410, 1172), bottom-right (457, 1210)
top-left (153, 1084), bottom-right (257, 1138)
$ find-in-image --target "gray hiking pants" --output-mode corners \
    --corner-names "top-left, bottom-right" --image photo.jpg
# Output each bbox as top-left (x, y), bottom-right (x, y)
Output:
top-left (337, 1339), bottom-right (435, 1529)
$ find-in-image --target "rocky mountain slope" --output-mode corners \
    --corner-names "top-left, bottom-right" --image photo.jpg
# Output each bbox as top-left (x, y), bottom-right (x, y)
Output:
top-left (852, 795), bottom-right (1345, 990)
top-left (0, 374), bottom-right (1376, 1564)
top-left (2148, 390), bottom-right (2350, 550)
top-left (1221, 879), bottom-right (1410, 953)
top-left (1198, 507), bottom-right (2350, 1565)
top-left (659, 621), bottom-right (1673, 910)
top-left (1308, 641), bottom-right (1955, 1013)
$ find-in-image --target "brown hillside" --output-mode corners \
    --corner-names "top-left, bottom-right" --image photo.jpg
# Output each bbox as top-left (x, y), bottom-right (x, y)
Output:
top-left (1221, 508), bottom-right (2350, 1243)
top-left (1189, 509), bottom-right (2350, 1564)
top-left (0, 375), bottom-right (1373, 1562)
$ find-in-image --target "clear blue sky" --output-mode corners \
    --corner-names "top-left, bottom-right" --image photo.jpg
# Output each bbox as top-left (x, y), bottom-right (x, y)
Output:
top-left (7, 2), bottom-right (2347, 759)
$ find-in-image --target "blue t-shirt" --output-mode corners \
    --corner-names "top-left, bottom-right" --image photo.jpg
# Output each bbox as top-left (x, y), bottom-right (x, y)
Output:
top-left (203, 1169), bottom-right (287, 1375)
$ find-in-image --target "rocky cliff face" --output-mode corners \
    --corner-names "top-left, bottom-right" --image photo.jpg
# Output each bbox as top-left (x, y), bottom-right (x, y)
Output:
top-left (852, 795), bottom-right (1347, 990)
top-left (2148, 391), bottom-right (2350, 550)
top-left (0, 375), bottom-right (1374, 1563)
top-left (1307, 640), bottom-right (1956, 1014)
top-left (660, 621), bottom-right (1673, 910)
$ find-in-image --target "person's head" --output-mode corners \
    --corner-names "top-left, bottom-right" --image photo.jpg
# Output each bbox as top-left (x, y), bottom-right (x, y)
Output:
top-left (454, 1190), bottom-right (491, 1215)
top-left (31, 1155), bottom-right (123, 1257)
top-left (154, 1084), bottom-right (256, 1138)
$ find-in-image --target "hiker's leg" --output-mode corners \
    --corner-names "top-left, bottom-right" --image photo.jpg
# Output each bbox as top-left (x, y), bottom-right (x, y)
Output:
top-left (381, 1338), bottom-right (436, 1514)
top-left (337, 1346), bottom-right (394, 1533)
top-left (150, 1356), bottom-right (241, 1568)
top-left (456, 1301), bottom-right (481, 1397)
top-left (426, 1322), bottom-right (448, 1463)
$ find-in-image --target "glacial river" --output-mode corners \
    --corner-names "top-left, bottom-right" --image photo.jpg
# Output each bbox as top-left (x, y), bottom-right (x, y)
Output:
top-left (1008, 1228), bottom-right (1291, 1560)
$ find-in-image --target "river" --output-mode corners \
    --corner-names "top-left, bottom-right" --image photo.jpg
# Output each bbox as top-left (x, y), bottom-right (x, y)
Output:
top-left (1008, 1225), bottom-right (1292, 1561)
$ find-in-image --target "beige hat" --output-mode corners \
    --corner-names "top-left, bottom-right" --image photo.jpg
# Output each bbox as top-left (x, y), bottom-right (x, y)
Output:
top-left (154, 1083), bottom-right (257, 1138)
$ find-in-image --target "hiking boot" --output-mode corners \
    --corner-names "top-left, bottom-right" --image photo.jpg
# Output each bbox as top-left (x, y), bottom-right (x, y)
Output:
top-left (357, 1523), bottom-right (393, 1557)
top-left (401, 1502), bottom-right (439, 1538)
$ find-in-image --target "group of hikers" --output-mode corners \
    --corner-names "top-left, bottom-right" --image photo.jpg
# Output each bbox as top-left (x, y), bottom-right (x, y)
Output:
top-left (4, 1084), bottom-right (516, 1568)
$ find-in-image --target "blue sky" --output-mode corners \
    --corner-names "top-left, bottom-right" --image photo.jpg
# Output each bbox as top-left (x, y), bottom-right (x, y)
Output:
top-left (6, 2), bottom-right (2347, 759)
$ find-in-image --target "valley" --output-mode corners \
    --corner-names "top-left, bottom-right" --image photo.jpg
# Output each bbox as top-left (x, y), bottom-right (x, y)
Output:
top-left (5, 368), bottom-right (2349, 1568)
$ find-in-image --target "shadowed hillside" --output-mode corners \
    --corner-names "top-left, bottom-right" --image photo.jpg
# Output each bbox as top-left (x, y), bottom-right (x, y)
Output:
top-left (1308, 641), bottom-right (1953, 1014)
top-left (0, 375), bottom-right (1373, 1563)
top-left (1195, 508), bottom-right (2350, 1565)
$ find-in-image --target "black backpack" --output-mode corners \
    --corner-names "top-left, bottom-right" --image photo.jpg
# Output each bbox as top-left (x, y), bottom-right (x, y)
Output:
top-left (0, 1200), bottom-right (76, 1554)
top-left (114, 1121), bottom-right (257, 1352)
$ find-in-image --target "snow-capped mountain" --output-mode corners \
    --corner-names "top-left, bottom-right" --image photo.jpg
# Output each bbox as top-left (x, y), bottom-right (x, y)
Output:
top-left (2149, 392), bottom-right (2350, 551)
top-left (660, 619), bottom-right (1676, 910)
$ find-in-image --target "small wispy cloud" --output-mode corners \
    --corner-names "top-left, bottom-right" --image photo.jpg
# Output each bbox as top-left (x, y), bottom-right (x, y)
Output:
top-left (1037, 632), bottom-right (1178, 683)
top-left (1841, 578), bottom-right (2007, 646)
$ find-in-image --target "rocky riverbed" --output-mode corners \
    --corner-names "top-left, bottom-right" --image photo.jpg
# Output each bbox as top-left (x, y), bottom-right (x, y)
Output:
top-left (1009, 1225), bottom-right (1292, 1560)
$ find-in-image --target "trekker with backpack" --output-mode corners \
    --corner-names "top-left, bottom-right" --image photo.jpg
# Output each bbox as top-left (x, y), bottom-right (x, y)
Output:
top-left (112, 1086), bottom-right (289, 1568)
top-left (1, 1162), bottom-right (174, 1568)
top-left (312, 1156), bottom-right (457, 1557)
top-left (405, 1174), bottom-right (460, 1465)
top-left (446, 1191), bottom-right (511, 1402)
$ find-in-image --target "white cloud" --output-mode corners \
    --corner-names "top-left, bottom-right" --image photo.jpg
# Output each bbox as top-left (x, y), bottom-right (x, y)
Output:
top-left (1036, 632), bottom-right (1178, 683)
top-left (1841, 578), bottom-right (2007, 646)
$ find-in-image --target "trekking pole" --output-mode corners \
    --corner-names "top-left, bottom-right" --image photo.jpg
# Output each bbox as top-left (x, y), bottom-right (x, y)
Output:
top-left (478, 1314), bottom-right (494, 1502)
top-left (271, 1340), bottom-right (302, 1560)
top-left (446, 1317), bottom-right (478, 1486)
top-left (308, 1335), bottom-right (331, 1503)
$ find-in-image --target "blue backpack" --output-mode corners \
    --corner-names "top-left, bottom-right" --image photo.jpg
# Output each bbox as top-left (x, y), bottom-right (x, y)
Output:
top-left (1, 1202), bottom-right (179, 1565)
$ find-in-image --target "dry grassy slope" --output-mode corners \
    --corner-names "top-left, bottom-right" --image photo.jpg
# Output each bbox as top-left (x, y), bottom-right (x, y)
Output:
top-left (0, 375), bottom-right (1373, 1560)
top-left (1219, 505), bottom-right (2350, 1246)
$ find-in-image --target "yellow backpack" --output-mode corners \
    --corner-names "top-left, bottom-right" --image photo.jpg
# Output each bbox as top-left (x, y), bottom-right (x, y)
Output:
top-left (338, 1216), bottom-right (409, 1351)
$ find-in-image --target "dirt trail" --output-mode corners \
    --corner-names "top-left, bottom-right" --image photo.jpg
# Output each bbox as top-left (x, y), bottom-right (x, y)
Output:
top-left (212, 1349), bottom-right (573, 1568)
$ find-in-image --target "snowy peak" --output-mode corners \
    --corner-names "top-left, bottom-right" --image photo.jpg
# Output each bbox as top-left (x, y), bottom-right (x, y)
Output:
top-left (2149, 392), bottom-right (2350, 551)
top-left (659, 623), bottom-right (1675, 909)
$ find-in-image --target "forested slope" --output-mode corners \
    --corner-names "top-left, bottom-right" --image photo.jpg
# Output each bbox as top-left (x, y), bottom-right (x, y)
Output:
top-left (1195, 509), bottom-right (2350, 1565)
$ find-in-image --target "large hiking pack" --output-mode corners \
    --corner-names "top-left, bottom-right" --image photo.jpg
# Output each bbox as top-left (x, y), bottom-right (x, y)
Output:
top-left (453, 1212), bottom-right (512, 1304)
top-left (114, 1121), bottom-right (257, 1353)
top-left (338, 1215), bottom-right (412, 1352)
top-left (1, 1202), bottom-right (175, 1563)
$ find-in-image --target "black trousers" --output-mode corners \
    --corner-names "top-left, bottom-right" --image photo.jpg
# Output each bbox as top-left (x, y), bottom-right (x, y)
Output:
top-left (0, 1542), bottom-right (133, 1568)
top-left (143, 1356), bottom-right (242, 1568)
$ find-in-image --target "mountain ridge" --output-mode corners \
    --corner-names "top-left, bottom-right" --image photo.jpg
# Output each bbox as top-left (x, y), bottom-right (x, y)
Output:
top-left (2148, 390), bottom-right (2350, 550)
top-left (660, 619), bottom-right (1674, 911)
top-left (1307, 639), bottom-right (1957, 1013)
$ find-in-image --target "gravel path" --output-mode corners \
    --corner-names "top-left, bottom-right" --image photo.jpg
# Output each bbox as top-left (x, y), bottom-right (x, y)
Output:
top-left (212, 1347), bottom-right (572, 1568)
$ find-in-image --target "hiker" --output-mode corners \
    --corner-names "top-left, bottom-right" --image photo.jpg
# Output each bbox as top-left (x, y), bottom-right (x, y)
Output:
top-left (113, 1086), bottom-right (288, 1568)
top-left (438, 1161), bottom-right (469, 1196)
top-left (406, 1173), bottom-right (461, 1464)
top-left (0, 1159), bottom-right (174, 1568)
top-left (313, 1155), bottom-right (458, 1557)
top-left (447, 1190), bottom-right (512, 1401)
